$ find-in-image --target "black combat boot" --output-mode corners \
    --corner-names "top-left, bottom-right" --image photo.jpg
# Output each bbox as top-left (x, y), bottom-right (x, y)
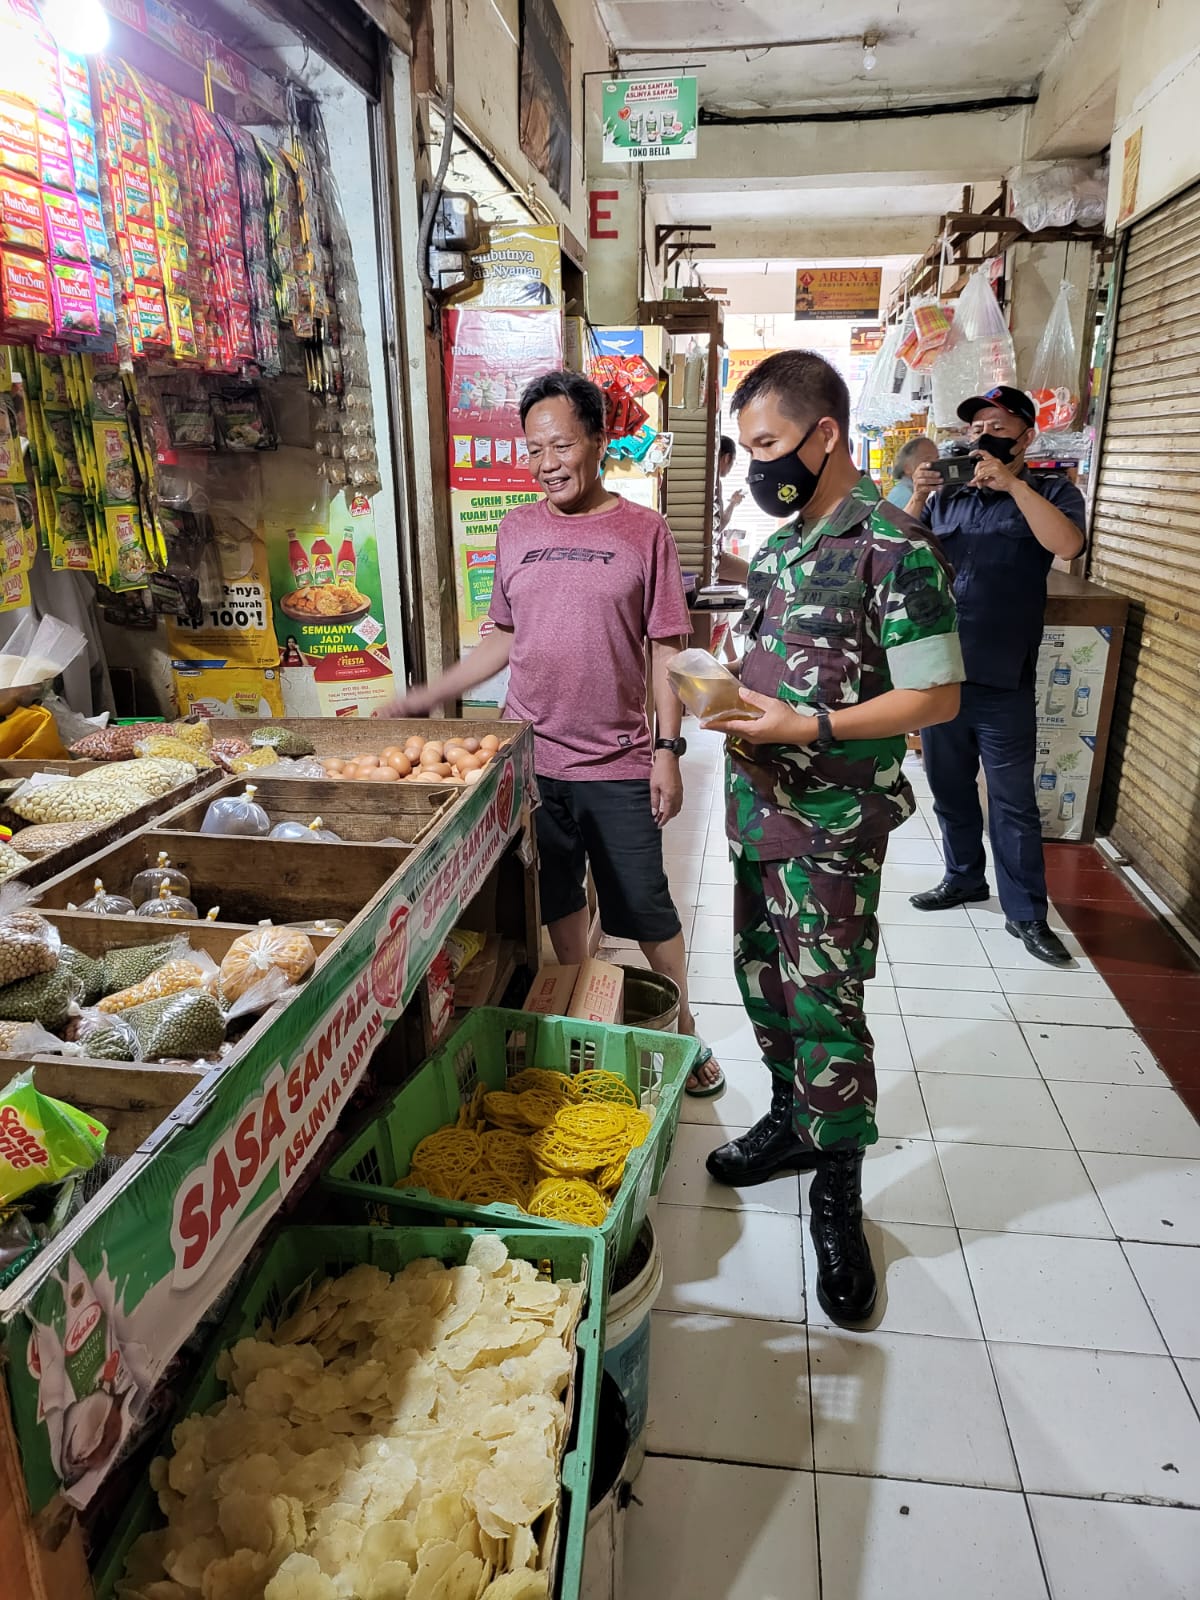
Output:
top-left (705, 1073), bottom-right (820, 1186)
top-left (809, 1147), bottom-right (877, 1323)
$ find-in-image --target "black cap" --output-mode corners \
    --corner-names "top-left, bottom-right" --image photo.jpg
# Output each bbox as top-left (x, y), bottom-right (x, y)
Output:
top-left (956, 385), bottom-right (1037, 429)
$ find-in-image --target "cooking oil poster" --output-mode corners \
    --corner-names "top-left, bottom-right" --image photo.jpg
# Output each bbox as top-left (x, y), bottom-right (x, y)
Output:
top-left (1033, 624), bottom-right (1110, 841)
top-left (266, 489), bottom-right (395, 717)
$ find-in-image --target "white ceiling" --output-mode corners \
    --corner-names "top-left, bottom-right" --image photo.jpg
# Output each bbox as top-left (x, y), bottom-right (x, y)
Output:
top-left (600, 0), bottom-right (1090, 116)
top-left (653, 182), bottom-right (966, 224)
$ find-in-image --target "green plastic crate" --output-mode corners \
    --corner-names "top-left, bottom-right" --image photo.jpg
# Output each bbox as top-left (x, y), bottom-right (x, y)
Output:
top-left (323, 1007), bottom-right (699, 1284)
top-left (94, 1222), bottom-right (604, 1600)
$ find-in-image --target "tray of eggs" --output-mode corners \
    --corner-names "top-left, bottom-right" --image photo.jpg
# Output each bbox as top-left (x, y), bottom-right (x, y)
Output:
top-left (319, 733), bottom-right (504, 784)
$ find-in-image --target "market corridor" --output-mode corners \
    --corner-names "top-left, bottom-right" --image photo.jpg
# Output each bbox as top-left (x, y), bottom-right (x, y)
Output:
top-left (599, 726), bottom-right (1200, 1600)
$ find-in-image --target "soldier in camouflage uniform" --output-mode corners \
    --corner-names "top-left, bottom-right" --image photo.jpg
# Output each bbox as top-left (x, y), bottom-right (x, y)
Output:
top-left (705, 351), bottom-right (965, 1323)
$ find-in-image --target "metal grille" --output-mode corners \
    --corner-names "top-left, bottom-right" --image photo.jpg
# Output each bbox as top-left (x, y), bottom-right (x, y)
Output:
top-left (1089, 181), bottom-right (1200, 932)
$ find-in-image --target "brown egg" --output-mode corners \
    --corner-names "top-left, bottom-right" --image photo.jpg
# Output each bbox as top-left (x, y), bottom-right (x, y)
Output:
top-left (413, 770), bottom-right (444, 783)
top-left (356, 753), bottom-right (381, 768)
top-left (418, 746), bottom-right (445, 769)
top-left (461, 737), bottom-right (481, 754)
top-left (365, 765), bottom-right (399, 782)
top-left (464, 767), bottom-right (486, 785)
top-left (480, 734), bottom-right (500, 752)
top-left (380, 746), bottom-right (401, 760)
top-left (443, 743), bottom-right (467, 766)
top-left (404, 738), bottom-right (423, 756)
top-left (323, 759), bottom-right (344, 775)
top-left (341, 763), bottom-right (360, 780)
top-left (455, 752), bottom-right (482, 774)
top-left (386, 752), bottom-right (412, 777)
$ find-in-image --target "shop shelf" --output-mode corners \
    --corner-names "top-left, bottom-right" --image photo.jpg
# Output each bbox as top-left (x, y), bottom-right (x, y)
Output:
top-left (323, 1007), bottom-right (699, 1284)
top-left (92, 1223), bottom-right (604, 1600)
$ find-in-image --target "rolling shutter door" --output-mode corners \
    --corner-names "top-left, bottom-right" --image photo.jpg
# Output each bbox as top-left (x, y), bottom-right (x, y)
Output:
top-left (1089, 181), bottom-right (1200, 931)
top-left (665, 407), bottom-right (715, 580)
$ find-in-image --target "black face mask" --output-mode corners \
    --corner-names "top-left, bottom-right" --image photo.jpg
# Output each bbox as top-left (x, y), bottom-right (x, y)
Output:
top-left (973, 431), bottom-right (1019, 464)
top-left (746, 422), bottom-right (829, 518)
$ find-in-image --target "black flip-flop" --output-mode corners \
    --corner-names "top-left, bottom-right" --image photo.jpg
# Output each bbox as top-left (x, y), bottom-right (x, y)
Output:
top-left (685, 1044), bottom-right (725, 1099)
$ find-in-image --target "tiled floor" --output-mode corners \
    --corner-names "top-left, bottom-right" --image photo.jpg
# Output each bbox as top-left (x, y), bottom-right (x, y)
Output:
top-left (606, 728), bottom-right (1200, 1600)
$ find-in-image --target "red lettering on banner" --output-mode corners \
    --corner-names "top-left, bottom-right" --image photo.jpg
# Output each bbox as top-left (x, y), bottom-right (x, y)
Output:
top-left (589, 191), bottom-right (619, 240)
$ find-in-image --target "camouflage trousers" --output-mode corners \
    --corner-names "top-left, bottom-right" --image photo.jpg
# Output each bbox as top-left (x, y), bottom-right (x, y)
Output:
top-left (732, 842), bottom-right (886, 1152)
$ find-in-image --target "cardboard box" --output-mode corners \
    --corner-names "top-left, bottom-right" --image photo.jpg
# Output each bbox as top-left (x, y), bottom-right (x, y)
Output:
top-left (568, 958), bottom-right (624, 1025)
top-left (523, 964), bottom-right (580, 1017)
top-left (454, 935), bottom-right (514, 1010)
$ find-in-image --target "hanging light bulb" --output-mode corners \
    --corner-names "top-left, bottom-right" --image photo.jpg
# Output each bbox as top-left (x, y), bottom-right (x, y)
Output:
top-left (862, 33), bottom-right (879, 72)
top-left (42, 0), bottom-right (110, 54)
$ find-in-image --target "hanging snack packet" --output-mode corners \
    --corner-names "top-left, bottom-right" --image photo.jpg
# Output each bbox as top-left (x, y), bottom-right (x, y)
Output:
top-left (0, 249), bottom-right (53, 338)
top-left (0, 180), bottom-right (46, 254)
top-left (36, 114), bottom-right (75, 190)
top-left (0, 96), bottom-right (39, 178)
top-left (0, 1071), bottom-right (107, 1203)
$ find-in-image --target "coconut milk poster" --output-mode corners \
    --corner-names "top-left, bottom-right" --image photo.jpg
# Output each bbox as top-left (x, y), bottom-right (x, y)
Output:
top-left (266, 490), bottom-right (396, 716)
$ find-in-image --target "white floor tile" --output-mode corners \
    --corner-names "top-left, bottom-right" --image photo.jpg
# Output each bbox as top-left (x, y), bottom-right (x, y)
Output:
top-left (883, 925), bottom-right (991, 968)
top-left (809, 1329), bottom-right (1019, 1488)
top-left (683, 974), bottom-right (744, 1008)
top-left (689, 914), bottom-right (735, 953)
top-left (803, 1138), bottom-right (954, 1227)
top-left (960, 1231), bottom-right (1166, 1353)
top-left (875, 1069), bottom-right (932, 1141)
top-left (1029, 1495), bottom-right (1200, 1600)
top-left (990, 966), bottom-right (1116, 999)
top-left (882, 862), bottom-right (949, 895)
top-left (655, 1202), bottom-right (807, 1323)
top-left (882, 838), bottom-right (945, 865)
top-left (877, 891), bottom-right (972, 928)
top-left (658, 1123), bottom-right (799, 1216)
top-left (991, 1343), bottom-right (1200, 1504)
top-left (804, 1221), bottom-right (983, 1340)
top-left (1179, 1359), bottom-right (1200, 1413)
top-left (865, 957), bottom-right (894, 988)
top-left (896, 986), bottom-right (1013, 1022)
top-left (646, 1313), bottom-right (811, 1469)
top-left (905, 1016), bottom-right (1038, 1077)
top-left (1122, 1244), bottom-right (1200, 1359)
top-left (937, 1143), bottom-right (1114, 1239)
top-left (865, 987), bottom-right (901, 1016)
top-left (892, 961), bottom-right (1002, 993)
top-left (693, 882), bottom-right (735, 916)
top-left (820, 1476), bottom-right (1048, 1600)
top-left (869, 1014), bottom-right (913, 1071)
top-left (687, 951), bottom-right (737, 980)
top-left (919, 1073), bottom-right (1072, 1150)
top-left (1081, 1154), bottom-right (1200, 1245)
top-left (1049, 1083), bottom-right (1200, 1158)
top-left (977, 926), bottom-right (1093, 972)
top-left (1008, 995), bottom-right (1135, 1029)
top-left (624, 1456), bottom-right (819, 1600)
top-left (1021, 1025), bottom-right (1170, 1086)
top-left (692, 1009), bottom-right (760, 1063)
top-left (678, 1056), bottom-right (767, 1129)
top-left (699, 860), bottom-right (734, 887)
top-left (969, 898), bottom-right (1070, 933)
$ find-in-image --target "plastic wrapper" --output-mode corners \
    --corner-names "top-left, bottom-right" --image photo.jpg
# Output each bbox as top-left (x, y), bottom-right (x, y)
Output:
top-left (211, 737), bottom-right (250, 772)
top-left (69, 721), bottom-right (166, 761)
top-left (250, 756), bottom-right (329, 780)
top-left (78, 879), bottom-right (135, 916)
top-left (218, 926), bottom-right (315, 1004)
top-left (250, 725), bottom-right (315, 758)
top-left (125, 990), bottom-right (225, 1062)
top-left (77, 757), bottom-right (196, 797)
top-left (0, 1070), bottom-right (107, 1203)
top-left (897, 298), bottom-right (954, 372)
top-left (130, 853), bottom-right (191, 908)
top-left (170, 720), bottom-right (212, 750)
top-left (62, 946), bottom-right (103, 1006)
top-left (0, 890), bottom-right (60, 986)
top-left (65, 1008), bottom-right (140, 1062)
top-left (134, 734), bottom-right (216, 770)
top-left (98, 955), bottom-right (215, 1014)
top-left (931, 269), bottom-right (1018, 428)
top-left (445, 927), bottom-right (485, 979)
top-left (0, 1020), bottom-right (71, 1054)
top-left (6, 778), bottom-right (146, 828)
top-left (1011, 159), bottom-right (1107, 233)
top-left (0, 1205), bottom-right (35, 1280)
top-left (10, 820), bottom-right (98, 857)
top-left (1028, 280), bottom-right (1080, 431)
top-left (667, 650), bottom-right (765, 725)
top-left (267, 815), bottom-right (341, 843)
top-left (0, 838), bottom-right (31, 885)
top-left (100, 938), bottom-right (182, 996)
top-left (287, 918), bottom-right (346, 935)
top-left (136, 883), bottom-right (200, 921)
top-left (228, 747), bottom-right (278, 774)
top-left (854, 323), bottom-right (910, 433)
top-left (200, 784), bottom-right (270, 837)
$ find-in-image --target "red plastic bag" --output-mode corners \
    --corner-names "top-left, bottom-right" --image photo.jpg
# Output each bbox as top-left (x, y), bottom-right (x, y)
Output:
top-left (1028, 280), bottom-right (1079, 431)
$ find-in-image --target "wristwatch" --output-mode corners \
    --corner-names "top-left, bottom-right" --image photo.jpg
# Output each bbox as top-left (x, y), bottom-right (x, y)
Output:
top-left (814, 710), bottom-right (836, 752)
top-left (655, 736), bottom-right (687, 757)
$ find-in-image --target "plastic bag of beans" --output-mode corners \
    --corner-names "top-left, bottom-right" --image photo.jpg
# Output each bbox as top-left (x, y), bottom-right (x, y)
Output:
top-left (98, 955), bottom-right (215, 1015)
top-left (125, 990), bottom-right (225, 1061)
top-left (65, 1009), bottom-right (140, 1062)
top-left (0, 889), bottom-right (60, 986)
top-left (250, 725), bottom-right (314, 758)
top-left (11, 820), bottom-right (99, 857)
top-left (100, 938), bottom-right (184, 996)
top-left (69, 722), bottom-right (167, 761)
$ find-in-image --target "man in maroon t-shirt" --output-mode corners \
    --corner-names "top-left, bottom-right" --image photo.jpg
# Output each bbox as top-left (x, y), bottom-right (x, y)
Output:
top-left (383, 370), bottom-right (723, 1094)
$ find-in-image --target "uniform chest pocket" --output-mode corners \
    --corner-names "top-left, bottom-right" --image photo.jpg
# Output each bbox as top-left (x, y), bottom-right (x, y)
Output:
top-left (780, 603), bottom-right (864, 710)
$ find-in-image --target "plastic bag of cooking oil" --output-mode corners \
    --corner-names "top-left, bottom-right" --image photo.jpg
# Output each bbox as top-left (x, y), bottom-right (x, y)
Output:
top-left (267, 815), bottom-right (341, 843)
top-left (0, 1070), bottom-right (108, 1203)
top-left (200, 783), bottom-right (270, 837)
top-left (76, 879), bottom-right (135, 916)
top-left (135, 883), bottom-right (199, 921)
top-left (667, 649), bottom-right (765, 725)
top-left (129, 853), bottom-right (191, 907)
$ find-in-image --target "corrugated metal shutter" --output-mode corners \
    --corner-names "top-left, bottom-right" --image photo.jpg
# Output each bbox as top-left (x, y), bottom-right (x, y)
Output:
top-left (665, 407), bottom-right (715, 581)
top-left (1089, 180), bottom-right (1200, 932)
top-left (255, 0), bottom-right (391, 98)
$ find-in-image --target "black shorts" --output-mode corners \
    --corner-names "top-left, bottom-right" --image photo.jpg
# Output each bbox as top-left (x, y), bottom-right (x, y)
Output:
top-left (534, 776), bottom-right (682, 944)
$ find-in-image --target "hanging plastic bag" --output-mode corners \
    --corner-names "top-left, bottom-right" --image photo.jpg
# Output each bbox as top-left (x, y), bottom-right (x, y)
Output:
top-left (931, 269), bottom-right (1017, 428)
top-left (1027, 280), bottom-right (1079, 431)
top-left (855, 323), bottom-right (909, 433)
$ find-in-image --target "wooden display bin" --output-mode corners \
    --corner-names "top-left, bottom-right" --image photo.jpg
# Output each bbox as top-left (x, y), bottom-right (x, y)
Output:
top-left (152, 776), bottom-right (458, 845)
top-left (204, 716), bottom-right (517, 759)
top-left (33, 833), bottom-right (409, 926)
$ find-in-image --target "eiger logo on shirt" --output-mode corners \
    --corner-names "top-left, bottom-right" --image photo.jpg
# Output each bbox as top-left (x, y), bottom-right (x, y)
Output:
top-left (521, 547), bottom-right (616, 564)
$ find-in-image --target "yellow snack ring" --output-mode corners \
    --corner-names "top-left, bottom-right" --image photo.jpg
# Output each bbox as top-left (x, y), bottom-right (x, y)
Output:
top-left (569, 1069), bottom-right (637, 1107)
